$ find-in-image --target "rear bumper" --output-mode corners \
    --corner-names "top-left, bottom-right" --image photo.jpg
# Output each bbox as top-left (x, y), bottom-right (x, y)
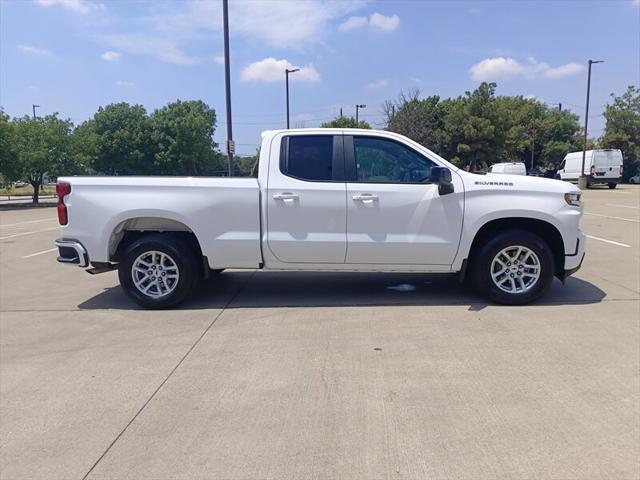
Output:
top-left (588, 175), bottom-right (622, 185)
top-left (55, 239), bottom-right (89, 267)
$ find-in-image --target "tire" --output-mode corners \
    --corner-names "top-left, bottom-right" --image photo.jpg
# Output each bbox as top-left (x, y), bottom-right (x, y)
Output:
top-left (472, 229), bottom-right (555, 305)
top-left (118, 234), bottom-right (201, 309)
top-left (608, 182), bottom-right (617, 189)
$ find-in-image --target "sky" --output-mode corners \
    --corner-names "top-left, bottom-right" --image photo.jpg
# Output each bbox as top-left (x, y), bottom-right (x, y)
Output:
top-left (1, 0), bottom-right (639, 156)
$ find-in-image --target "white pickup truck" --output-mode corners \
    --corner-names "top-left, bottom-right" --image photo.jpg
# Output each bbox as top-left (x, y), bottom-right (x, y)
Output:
top-left (55, 128), bottom-right (585, 308)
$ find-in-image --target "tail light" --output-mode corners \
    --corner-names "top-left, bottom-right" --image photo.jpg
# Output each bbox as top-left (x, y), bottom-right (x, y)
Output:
top-left (56, 182), bottom-right (71, 225)
top-left (590, 165), bottom-right (595, 176)
top-left (620, 164), bottom-right (624, 175)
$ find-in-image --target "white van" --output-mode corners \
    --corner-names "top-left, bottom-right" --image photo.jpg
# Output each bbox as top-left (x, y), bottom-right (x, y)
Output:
top-left (489, 162), bottom-right (527, 176)
top-left (557, 149), bottom-right (623, 188)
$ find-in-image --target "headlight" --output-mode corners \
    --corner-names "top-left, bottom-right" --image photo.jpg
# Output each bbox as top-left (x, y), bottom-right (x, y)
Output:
top-left (564, 192), bottom-right (581, 207)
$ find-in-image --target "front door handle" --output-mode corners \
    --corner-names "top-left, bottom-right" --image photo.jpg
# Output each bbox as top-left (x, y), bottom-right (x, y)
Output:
top-left (273, 192), bottom-right (299, 203)
top-left (352, 193), bottom-right (378, 203)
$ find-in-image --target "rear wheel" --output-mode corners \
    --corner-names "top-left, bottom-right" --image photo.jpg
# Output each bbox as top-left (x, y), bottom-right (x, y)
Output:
top-left (473, 229), bottom-right (555, 305)
top-left (608, 182), bottom-right (617, 189)
top-left (118, 234), bottom-right (200, 309)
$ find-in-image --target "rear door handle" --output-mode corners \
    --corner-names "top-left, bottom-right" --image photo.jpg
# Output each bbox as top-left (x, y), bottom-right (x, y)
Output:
top-left (273, 192), bottom-right (299, 203)
top-left (352, 193), bottom-right (378, 203)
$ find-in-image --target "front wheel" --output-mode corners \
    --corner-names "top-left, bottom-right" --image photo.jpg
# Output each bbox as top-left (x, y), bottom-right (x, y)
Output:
top-left (473, 229), bottom-right (555, 305)
top-left (608, 182), bottom-right (617, 189)
top-left (118, 234), bottom-right (200, 309)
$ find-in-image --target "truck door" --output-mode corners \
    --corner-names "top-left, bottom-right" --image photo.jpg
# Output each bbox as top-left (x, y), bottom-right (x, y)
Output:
top-left (266, 134), bottom-right (347, 263)
top-left (344, 135), bottom-right (463, 265)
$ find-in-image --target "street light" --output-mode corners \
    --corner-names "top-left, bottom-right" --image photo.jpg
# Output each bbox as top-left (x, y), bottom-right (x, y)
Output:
top-left (355, 104), bottom-right (366, 126)
top-left (579, 59), bottom-right (604, 190)
top-left (285, 68), bottom-right (300, 129)
top-left (222, 0), bottom-right (234, 176)
top-left (32, 104), bottom-right (40, 119)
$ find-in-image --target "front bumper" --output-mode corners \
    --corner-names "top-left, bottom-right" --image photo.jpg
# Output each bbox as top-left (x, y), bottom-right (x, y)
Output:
top-left (562, 229), bottom-right (586, 280)
top-left (55, 239), bottom-right (89, 267)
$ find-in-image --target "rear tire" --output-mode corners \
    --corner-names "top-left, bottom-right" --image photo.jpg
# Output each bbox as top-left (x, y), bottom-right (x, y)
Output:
top-left (118, 234), bottom-right (200, 309)
top-left (608, 182), bottom-right (617, 189)
top-left (472, 229), bottom-right (555, 305)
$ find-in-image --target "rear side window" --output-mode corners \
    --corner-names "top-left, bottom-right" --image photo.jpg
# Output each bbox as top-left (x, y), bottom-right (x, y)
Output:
top-left (281, 135), bottom-right (334, 181)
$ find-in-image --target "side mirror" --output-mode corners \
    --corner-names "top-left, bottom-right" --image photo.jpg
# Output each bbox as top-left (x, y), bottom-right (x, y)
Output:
top-left (430, 166), bottom-right (454, 195)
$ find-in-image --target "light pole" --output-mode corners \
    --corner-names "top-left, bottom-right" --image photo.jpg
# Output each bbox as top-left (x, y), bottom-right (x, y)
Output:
top-left (285, 68), bottom-right (299, 129)
top-left (32, 104), bottom-right (40, 119)
top-left (222, 0), bottom-right (234, 176)
top-left (355, 104), bottom-right (366, 126)
top-left (579, 59), bottom-right (604, 189)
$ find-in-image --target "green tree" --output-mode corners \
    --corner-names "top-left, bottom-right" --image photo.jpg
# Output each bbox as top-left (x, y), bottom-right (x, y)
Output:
top-left (11, 114), bottom-right (75, 203)
top-left (384, 90), bottom-right (443, 150)
top-left (92, 103), bottom-right (155, 175)
top-left (0, 110), bottom-right (19, 185)
top-left (386, 83), bottom-right (582, 172)
top-left (151, 100), bottom-right (225, 175)
top-left (600, 85), bottom-right (640, 180)
top-left (70, 119), bottom-right (99, 174)
top-left (320, 116), bottom-right (371, 129)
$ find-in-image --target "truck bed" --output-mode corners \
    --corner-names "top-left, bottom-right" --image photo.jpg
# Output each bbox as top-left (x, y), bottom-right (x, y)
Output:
top-left (57, 176), bottom-right (262, 269)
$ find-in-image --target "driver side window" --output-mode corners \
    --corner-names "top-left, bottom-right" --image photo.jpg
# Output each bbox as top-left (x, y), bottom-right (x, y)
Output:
top-left (354, 136), bottom-right (435, 183)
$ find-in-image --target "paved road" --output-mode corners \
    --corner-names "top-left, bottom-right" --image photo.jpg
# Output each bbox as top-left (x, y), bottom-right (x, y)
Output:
top-left (1, 186), bottom-right (638, 479)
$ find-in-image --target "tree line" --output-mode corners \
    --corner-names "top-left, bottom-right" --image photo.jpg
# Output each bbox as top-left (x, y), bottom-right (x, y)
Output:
top-left (0, 100), bottom-right (227, 203)
top-left (0, 83), bottom-right (638, 204)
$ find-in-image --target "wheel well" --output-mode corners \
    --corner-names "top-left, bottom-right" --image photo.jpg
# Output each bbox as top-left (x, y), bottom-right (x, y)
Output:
top-left (109, 218), bottom-right (205, 269)
top-left (468, 218), bottom-right (565, 277)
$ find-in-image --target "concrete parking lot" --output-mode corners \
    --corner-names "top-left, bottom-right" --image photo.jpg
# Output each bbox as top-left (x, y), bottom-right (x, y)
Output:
top-left (1, 186), bottom-right (639, 480)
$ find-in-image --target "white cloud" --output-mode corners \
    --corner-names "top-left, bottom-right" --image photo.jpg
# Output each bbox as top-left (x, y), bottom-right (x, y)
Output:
top-left (34, 0), bottom-right (101, 14)
top-left (338, 16), bottom-right (368, 32)
top-left (103, 34), bottom-right (198, 66)
top-left (241, 58), bottom-right (320, 83)
top-left (633, 0), bottom-right (640, 7)
top-left (152, 0), bottom-right (365, 49)
top-left (98, 1), bottom-right (365, 66)
top-left (544, 62), bottom-right (583, 78)
top-left (100, 51), bottom-right (121, 61)
top-left (115, 80), bottom-right (134, 87)
top-left (369, 13), bottom-right (400, 31)
top-left (366, 79), bottom-right (390, 89)
top-left (469, 57), bottom-right (584, 81)
top-left (339, 12), bottom-right (400, 32)
top-left (213, 54), bottom-right (225, 65)
top-left (17, 44), bottom-right (55, 58)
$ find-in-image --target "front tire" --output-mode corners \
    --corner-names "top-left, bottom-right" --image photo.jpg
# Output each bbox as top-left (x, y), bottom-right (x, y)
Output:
top-left (608, 182), bottom-right (617, 189)
top-left (118, 234), bottom-right (200, 309)
top-left (473, 229), bottom-right (555, 305)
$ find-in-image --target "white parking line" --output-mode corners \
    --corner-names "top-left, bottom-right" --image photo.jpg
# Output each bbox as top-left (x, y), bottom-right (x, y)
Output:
top-left (605, 203), bottom-right (639, 210)
top-left (584, 212), bottom-right (639, 223)
top-left (0, 218), bottom-right (56, 228)
top-left (586, 235), bottom-right (631, 248)
top-left (22, 247), bottom-right (58, 259)
top-left (0, 227), bottom-right (58, 240)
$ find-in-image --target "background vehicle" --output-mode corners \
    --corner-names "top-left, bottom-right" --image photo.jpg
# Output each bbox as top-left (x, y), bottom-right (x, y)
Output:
top-left (489, 162), bottom-right (527, 175)
top-left (527, 169), bottom-right (544, 177)
top-left (557, 149), bottom-right (623, 188)
top-left (55, 129), bottom-right (585, 309)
